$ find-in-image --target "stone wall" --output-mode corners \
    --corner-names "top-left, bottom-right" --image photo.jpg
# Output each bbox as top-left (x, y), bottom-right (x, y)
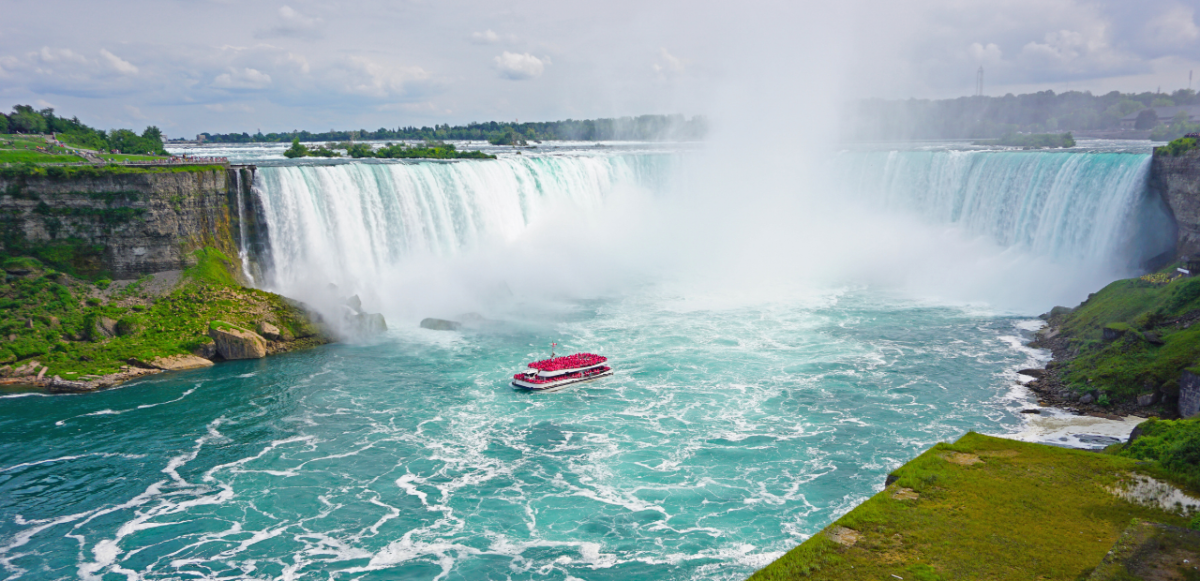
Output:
top-left (0, 166), bottom-right (258, 279)
top-left (1150, 148), bottom-right (1200, 258)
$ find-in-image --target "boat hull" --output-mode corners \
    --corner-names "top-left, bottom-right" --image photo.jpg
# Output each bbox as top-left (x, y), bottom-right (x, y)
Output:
top-left (511, 369), bottom-right (614, 392)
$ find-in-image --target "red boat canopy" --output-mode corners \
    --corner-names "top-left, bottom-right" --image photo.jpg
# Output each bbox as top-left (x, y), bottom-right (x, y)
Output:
top-left (528, 353), bottom-right (607, 372)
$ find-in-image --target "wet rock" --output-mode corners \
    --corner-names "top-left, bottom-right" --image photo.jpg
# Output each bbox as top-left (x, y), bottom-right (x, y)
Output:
top-left (354, 313), bottom-right (387, 335)
top-left (345, 294), bottom-right (363, 313)
top-left (1181, 370), bottom-right (1200, 418)
top-left (256, 321), bottom-right (292, 341)
top-left (420, 318), bottom-right (461, 331)
top-left (885, 473), bottom-right (899, 486)
top-left (1018, 368), bottom-right (1045, 378)
top-left (1079, 393), bottom-right (1096, 404)
top-left (46, 376), bottom-right (94, 393)
top-left (93, 316), bottom-right (117, 339)
top-left (148, 354), bottom-right (215, 371)
top-left (1021, 409), bottom-right (1042, 414)
top-left (192, 341), bottom-right (218, 360)
top-left (208, 321), bottom-right (267, 360)
top-left (1136, 392), bottom-right (1159, 407)
top-left (1102, 325), bottom-right (1129, 342)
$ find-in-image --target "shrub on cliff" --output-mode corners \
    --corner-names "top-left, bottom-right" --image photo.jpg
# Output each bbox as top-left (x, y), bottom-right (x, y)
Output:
top-left (1117, 418), bottom-right (1200, 491)
top-left (1156, 136), bottom-right (1198, 157)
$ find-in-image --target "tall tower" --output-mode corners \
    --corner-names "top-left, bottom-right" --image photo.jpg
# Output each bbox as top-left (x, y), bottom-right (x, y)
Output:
top-left (976, 66), bottom-right (984, 97)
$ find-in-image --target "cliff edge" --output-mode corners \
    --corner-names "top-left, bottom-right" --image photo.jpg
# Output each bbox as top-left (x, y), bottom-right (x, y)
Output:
top-left (1151, 145), bottom-right (1200, 257)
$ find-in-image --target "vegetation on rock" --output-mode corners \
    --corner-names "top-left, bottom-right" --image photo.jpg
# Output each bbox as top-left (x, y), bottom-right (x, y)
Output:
top-left (1156, 135), bottom-right (1198, 157)
top-left (1045, 270), bottom-right (1200, 404)
top-left (973, 131), bottom-right (1076, 148)
top-left (0, 248), bottom-right (327, 381)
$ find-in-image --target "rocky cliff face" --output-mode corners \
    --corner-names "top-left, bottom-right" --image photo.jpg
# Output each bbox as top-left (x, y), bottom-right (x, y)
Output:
top-left (0, 166), bottom-right (258, 279)
top-left (1151, 149), bottom-right (1200, 258)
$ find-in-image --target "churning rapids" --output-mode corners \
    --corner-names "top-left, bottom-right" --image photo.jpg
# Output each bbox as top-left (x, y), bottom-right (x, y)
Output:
top-left (0, 141), bottom-right (1173, 580)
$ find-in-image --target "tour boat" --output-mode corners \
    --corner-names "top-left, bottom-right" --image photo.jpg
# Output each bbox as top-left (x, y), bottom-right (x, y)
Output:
top-left (512, 352), bottom-right (613, 392)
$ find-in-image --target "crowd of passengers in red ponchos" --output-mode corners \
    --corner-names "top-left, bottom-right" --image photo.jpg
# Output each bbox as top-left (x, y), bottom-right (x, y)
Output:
top-left (527, 353), bottom-right (607, 372)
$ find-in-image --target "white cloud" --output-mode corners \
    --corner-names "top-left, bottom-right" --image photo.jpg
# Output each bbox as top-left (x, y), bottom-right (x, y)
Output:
top-left (1143, 4), bottom-right (1200, 48)
top-left (256, 5), bottom-right (322, 39)
top-left (100, 49), bottom-right (138, 75)
top-left (212, 67), bottom-right (272, 89)
top-left (332, 56), bottom-right (430, 98)
top-left (968, 42), bottom-right (1003, 66)
top-left (494, 51), bottom-right (546, 80)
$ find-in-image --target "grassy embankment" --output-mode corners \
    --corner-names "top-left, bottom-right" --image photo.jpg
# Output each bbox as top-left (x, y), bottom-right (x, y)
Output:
top-left (0, 248), bottom-right (323, 380)
top-left (1045, 265), bottom-right (1200, 405)
top-left (0, 134), bottom-right (85, 164)
top-left (749, 430), bottom-right (1199, 581)
top-left (2, 134), bottom-right (171, 164)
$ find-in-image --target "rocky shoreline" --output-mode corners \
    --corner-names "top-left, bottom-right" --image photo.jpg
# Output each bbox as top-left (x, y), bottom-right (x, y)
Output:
top-left (1021, 310), bottom-right (1180, 421)
top-left (0, 325), bottom-right (332, 393)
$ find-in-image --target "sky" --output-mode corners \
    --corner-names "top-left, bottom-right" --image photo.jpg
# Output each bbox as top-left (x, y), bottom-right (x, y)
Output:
top-left (0, 0), bottom-right (1197, 137)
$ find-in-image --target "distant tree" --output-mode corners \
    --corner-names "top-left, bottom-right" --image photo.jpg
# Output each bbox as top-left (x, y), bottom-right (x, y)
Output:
top-left (0, 114), bottom-right (8, 134)
top-left (283, 138), bottom-right (309, 158)
top-left (1135, 109), bottom-right (1161, 130)
top-left (9, 105), bottom-right (47, 133)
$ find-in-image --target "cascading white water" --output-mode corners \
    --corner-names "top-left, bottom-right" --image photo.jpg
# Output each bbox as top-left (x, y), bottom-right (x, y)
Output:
top-left (252, 154), bottom-right (673, 294)
top-left (834, 150), bottom-right (1174, 271)
top-left (233, 169), bottom-right (255, 284)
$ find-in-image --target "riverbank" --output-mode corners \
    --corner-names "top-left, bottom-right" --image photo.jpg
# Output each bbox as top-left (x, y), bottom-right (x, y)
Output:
top-left (748, 431), bottom-right (1199, 580)
top-left (0, 248), bottom-right (346, 393)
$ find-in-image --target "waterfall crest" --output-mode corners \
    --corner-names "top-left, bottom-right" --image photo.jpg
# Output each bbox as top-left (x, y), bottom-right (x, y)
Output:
top-left (251, 155), bottom-right (672, 293)
top-left (834, 150), bottom-right (1173, 270)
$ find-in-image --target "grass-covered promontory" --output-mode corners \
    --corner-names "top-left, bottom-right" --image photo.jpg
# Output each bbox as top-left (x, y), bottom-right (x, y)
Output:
top-left (1039, 267), bottom-right (1200, 405)
top-left (0, 248), bottom-right (326, 381)
top-left (749, 431), bottom-right (1199, 580)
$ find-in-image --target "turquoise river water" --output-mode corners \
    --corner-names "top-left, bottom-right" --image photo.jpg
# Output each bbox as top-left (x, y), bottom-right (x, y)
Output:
top-left (0, 140), bottom-right (1167, 580)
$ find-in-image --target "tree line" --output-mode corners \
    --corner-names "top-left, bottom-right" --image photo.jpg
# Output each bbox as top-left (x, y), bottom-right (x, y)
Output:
top-left (847, 89), bottom-right (1200, 141)
top-left (0, 105), bottom-right (167, 156)
top-left (200, 114), bottom-right (708, 144)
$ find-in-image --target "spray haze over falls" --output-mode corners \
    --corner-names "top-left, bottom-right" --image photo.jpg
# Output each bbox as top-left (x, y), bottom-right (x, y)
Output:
top-left (242, 145), bottom-right (1172, 322)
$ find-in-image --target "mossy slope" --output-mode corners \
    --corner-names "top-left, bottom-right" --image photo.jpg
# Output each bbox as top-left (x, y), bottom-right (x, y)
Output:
top-left (1047, 271), bottom-right (1200, 402)
top-left (749, 432), bottom-right (1195, 581)
top-left (0, 248), bottom-right (326, 381)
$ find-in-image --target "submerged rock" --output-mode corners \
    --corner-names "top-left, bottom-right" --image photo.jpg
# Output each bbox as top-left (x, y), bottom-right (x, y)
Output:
top-left (208, 321), bottom-right (267, 360)
top-left (420, 318), bottom-right (461, 331)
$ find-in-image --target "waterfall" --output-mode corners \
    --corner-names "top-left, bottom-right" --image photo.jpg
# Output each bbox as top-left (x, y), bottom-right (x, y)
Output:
top-left (834, 150), bottom-right (1174, 271)
top-left (250, 155), bottom-right (673, 293)
top-left (233, 169), bottom-right (255, 284)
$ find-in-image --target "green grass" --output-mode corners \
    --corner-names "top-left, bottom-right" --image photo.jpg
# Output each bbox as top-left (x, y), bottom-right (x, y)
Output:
top-left (1113, 418), bottom-right (1200, 491)
top-left (0, 150), bottom-right (85, 164)
top-left (0, 163), bottom-right (224, 179)
top-left (0, 248), bottom-right (324, 377)
top-left (1156, 136), bottom-right (1198, 157)
top-left (1042, 270), bottom-right (1200, 401)
top-left (748, 432), bottom-right (1195, 581)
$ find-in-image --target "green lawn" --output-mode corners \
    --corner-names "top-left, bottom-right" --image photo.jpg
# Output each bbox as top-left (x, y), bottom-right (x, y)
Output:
top-left (749, 432), bottom-right (1196, 581)
top-left (0, 133), bottom-right (87, 163)
top-left (0, 150), bottom-right (85, 164)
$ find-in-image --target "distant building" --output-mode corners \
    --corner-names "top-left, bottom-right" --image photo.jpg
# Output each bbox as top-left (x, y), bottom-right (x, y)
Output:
top-left (1119, 106), bottom-right (1200, 130)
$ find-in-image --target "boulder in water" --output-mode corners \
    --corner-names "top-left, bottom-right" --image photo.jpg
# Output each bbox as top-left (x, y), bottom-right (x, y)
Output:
top-left (354, 313), bottom-right (387, 334)
top-left (208, 321), bottom-right (267, 359)
top-left (420, 318), bottom-right (461, 331)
